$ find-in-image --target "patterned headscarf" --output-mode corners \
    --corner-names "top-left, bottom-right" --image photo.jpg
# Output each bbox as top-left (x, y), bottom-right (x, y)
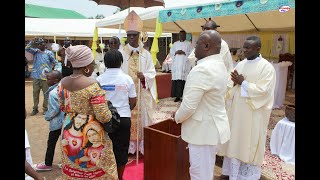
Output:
top-left (65, 45), bottom-right (94, 68)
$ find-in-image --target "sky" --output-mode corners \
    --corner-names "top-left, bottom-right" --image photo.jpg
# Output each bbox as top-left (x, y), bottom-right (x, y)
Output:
top-left (25, 0), bottom-right (227, 18)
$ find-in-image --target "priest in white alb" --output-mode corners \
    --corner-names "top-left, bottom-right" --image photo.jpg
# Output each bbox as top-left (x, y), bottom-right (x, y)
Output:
top-left (118, 11), bottom-right (157, 155)
top-left (170, 30), bottom-right (193, 102)
top-left (218, 36), bottom-right (276, 180)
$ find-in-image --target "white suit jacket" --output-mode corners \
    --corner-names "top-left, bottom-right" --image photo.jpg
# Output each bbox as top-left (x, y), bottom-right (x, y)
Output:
top-left (175, 54), bottom-right (230, 145)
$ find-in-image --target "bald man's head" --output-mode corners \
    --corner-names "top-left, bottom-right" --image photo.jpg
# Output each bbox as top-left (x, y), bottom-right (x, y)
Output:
top-left (194, 30), bottom-right (222, 60)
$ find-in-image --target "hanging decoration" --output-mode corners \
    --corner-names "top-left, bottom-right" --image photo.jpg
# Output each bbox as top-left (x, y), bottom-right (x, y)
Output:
top-left (51, 43), bottom-right (60, 52)
top-left (260, 0), bottom-right (268, 4)
top-left (197, 6), bottom-right (203, 13)
top-left (215, 3), bottom-right (222, 10)
top-left (180, 8), bottom-right (187, 15)
top-left (236, 1), bottom-right (243, 7)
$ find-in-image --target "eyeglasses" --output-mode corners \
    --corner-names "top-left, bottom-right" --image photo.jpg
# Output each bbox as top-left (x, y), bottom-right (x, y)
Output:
top-left (109, 42), bottom-right (117, 45)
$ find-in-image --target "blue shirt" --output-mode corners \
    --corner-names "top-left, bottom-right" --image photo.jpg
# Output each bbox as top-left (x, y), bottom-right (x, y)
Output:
top-left (44, 84), bottom-right (65, 131)
top-left (25, 43), bottom-right (57, 80)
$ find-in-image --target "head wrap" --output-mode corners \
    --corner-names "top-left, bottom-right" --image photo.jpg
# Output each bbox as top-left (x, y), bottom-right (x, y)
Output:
top-left (123, 10), bottom-right (143, 32)
top-left (65, 45), bottom-right (94, 68)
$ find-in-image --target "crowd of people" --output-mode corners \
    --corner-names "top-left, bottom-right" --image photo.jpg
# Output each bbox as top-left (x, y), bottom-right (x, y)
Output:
top-left (25, 10), bottom-right (276, 180)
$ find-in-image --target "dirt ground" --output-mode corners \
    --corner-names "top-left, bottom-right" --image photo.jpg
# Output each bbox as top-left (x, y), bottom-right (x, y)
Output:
top-left (25, 82), bottom-right (62, 180)
top-left (25, 81), bottom-right (271, 180)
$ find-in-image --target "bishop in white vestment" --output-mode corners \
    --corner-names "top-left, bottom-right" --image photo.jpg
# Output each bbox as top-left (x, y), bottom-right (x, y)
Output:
top-left (119, 11), bottom-right (157, 155)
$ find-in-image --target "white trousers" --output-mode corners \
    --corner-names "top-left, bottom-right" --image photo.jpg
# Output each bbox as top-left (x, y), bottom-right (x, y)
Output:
top-left (222, 157), bottom-right (261, 180)
top-left (188, 144), bottom-right (218, 180)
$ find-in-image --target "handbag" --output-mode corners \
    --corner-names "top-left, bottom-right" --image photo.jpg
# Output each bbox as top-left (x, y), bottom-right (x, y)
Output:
top-left (103, 101), bottom-right (121, 133)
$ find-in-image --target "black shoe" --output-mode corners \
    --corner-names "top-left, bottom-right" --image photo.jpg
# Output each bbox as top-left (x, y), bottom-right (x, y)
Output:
top-left (174, 98), bottom-right (181, 102)
top-left (30, 109), bottom-right (39, 116)
top-left (219, 175), bottom-right (229, 180)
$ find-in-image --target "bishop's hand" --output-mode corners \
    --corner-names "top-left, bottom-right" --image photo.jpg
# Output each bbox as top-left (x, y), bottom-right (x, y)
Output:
top-left (137, 72), bottom-right (145, 80)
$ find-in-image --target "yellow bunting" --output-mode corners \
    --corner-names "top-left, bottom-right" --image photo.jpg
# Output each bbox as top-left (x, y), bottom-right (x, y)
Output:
top-left (92, 27), bottom-right (98, 60)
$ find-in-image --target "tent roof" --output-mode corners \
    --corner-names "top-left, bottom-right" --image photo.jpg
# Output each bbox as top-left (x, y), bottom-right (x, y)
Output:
top-left (158, 0), bottom-right (295, 33)
top-left (95, 6), bottom-right (165, 32)
top-left (25, 18), bottom-right (172, 38)
top-left (96, 0), bottom-right (294, 33)
top-left (25, 4), bottom-right (87, 19)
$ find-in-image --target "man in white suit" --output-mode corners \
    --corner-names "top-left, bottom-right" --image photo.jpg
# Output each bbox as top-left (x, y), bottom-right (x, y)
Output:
top-left (172, 30), bottom-right (230, 180)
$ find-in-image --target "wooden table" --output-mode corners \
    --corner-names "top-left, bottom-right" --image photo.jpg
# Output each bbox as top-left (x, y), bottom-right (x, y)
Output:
top-left (155, 72), bottom-right (172, 99)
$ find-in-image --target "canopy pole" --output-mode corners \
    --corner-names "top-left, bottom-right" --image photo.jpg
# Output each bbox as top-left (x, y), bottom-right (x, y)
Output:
top-left (100, 36), bottom-right (104, 55)
top-left (173, 22), bottom-right (185, 31)
top-left (245, 14), bottom-right (259, 31)
top-left (136, 33), bottom-right (142, 166)
top-left (118, 24), bottom-right (122, 38)
top-left (166, 37), bottom-right (167, 55)
top-left (128, 0), bottom-right (131, 13)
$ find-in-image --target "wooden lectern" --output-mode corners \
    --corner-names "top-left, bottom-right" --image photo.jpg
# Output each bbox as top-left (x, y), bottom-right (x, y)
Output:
top-left (144, 119), bottom-right (190, 180)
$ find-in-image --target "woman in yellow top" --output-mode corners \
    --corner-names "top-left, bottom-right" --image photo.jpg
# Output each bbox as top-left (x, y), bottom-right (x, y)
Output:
top-left (58, 45), bottom-right (118, 180)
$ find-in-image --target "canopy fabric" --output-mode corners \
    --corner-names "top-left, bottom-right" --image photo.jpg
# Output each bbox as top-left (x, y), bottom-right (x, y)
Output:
top-left (95, 6), bottom-right (165, 32)
top-left (25, 4), bottom-right (86, 19)
top-left (158, 0), bottom-right (295, 33)
top-left (25, 18), bottom-right (172, 38)
top-left (96, 0), bottom-right (294, 33)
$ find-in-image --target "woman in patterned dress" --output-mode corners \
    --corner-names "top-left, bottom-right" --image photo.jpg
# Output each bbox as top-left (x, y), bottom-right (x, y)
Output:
top-left (58, 45), bottom-right (118, 180)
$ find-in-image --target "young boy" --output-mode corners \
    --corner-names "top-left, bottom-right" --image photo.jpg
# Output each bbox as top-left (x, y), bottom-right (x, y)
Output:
top-left (96, 49), bottom-right (137, 180)
top-left (34, 70), bottom-right (64, 171)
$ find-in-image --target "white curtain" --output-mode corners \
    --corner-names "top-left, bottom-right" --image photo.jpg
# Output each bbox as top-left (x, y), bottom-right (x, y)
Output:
top-left (221, 33), bottom-right (258, 49)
